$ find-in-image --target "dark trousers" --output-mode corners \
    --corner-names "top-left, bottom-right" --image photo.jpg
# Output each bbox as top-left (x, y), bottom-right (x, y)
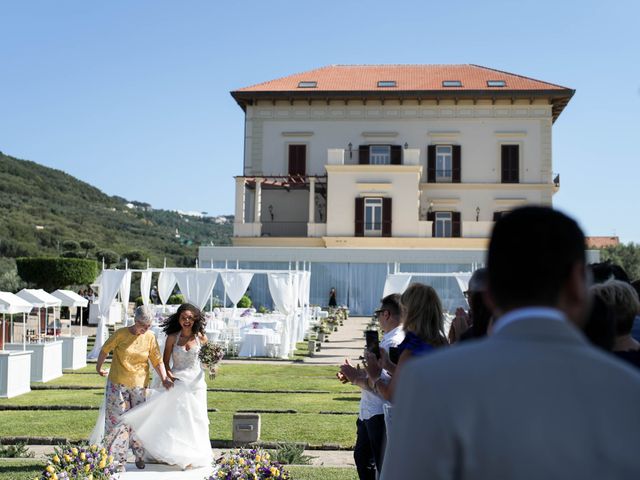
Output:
top-left (354, 415), bottom-right (386, 480)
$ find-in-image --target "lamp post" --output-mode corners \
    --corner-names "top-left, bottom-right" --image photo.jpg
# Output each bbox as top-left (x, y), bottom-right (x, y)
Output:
top-left (476, 206), bottom-right (480, 222)
top-left (348, 142), bottom-right (353, 159)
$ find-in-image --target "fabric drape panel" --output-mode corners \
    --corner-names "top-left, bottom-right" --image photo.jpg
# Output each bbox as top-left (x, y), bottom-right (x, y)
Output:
top-left (268, 273), bottom-right (294, 359)
top-left (291, 273), bottom-right (302, 345)
top-left (453, 273), bottom-right (472, 307)
top-left (382, 274), bottom-right (412, 297)
top-left (174, 271), bottom-right (218, 310)
top-left (158, 271), bottom-right (176, 305)
top-left (219, 272), bottom-right (254, 307)
top-left (347, 263), bottom-right (388, 316)
top-left (88, 270), bottom-right (127, 359)
top-left (140, 271), bottom-right (152, 306)
top-left (118, 271), bottom-right (132, 324)
top-left (399, 263), bottom-right (472, 312)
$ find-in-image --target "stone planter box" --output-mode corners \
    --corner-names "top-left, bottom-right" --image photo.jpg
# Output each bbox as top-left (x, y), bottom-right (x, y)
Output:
top-left (5, 341), bottom-right (63, 383)
top-left (60, 336), bottom-right (88, 370)
top-left (0, 350), bottom-right (33, 398)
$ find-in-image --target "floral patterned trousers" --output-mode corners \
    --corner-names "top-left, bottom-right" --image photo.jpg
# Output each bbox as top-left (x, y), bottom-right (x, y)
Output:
top-left (103, 380), bottom-right (147, 465)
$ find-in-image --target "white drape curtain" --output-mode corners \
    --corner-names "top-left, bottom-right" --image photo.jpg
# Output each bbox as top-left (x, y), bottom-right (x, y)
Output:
top-left (174, 270), bottom-right (218, 310)
top-left (267, 273), bottom-right (295, 359)
top-left (382, 274), bottom-right (412, 298)
top-left (140, 270), bottom-right (153, 306)
top-left (118, 271), bottom-right (132, 325)
top-left (88, 270), bottom-right (127, 359)
top-left (158, 271), bottom-right (176, 305)
top-left (219, 272), bottom-right (254, 306)
top-left (453, 273), bottom-right (472, 296)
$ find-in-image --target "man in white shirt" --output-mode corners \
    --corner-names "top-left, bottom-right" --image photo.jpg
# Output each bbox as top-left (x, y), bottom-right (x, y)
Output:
top-left (339, 294), bottom-right (404, 480)
top-left (381, 206), bottom-right (640, 480)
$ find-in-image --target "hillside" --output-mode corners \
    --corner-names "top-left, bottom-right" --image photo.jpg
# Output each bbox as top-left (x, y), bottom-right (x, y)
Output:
top-left (0, 151), bottom-right (232, 267)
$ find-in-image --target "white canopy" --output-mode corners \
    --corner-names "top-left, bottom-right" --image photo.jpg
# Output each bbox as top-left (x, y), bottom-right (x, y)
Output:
top-left (173, 270), bottom-right (218, 310)
top-left (382, 274), bottom-right (413, 298)
top-left (157, 271), bottom-right (176, 305)
top-left (219, 271), bottom-right (254, 307)
top-left (0, 292), bottom-right (33, 314)
top-left (88, 270), bottom-right (127, 359)
top-left (16, 289), bottom-right (62, 308)
top-left (51, 289), bottom-right (89, 308)
top-left (140, 270), bottom-right (153, 306)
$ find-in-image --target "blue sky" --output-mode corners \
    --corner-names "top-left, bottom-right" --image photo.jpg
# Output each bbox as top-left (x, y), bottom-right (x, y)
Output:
top-left (1, 1), bottom-right (638, 242)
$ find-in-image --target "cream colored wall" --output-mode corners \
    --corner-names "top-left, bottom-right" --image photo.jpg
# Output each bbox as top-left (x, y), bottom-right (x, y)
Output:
top-left (244, 101), bottom-right (553, 184)
top-left (326, 166), bottom-right (421, 237)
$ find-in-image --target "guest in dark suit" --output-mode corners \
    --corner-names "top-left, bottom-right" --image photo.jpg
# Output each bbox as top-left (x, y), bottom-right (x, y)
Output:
top-left (381, 206), bottom-right (640, 480)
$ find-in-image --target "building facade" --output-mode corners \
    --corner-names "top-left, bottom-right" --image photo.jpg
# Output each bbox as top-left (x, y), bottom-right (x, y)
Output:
top-left (200, 65), bottom-right (576, 314)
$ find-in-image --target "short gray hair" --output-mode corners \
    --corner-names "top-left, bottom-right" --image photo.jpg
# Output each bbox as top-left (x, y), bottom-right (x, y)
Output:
top-left (134, 306), bottom-right (154, 325)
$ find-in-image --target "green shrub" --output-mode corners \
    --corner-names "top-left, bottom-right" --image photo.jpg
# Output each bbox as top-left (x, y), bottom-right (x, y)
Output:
top-left (134, 296), bottom-right (149, 307)
top-left (61, 251), bottom-right (83, 258)
top-left (167, 294), bottom-right (185, 305)
top-left (0, 442), bottom-right (34, 458)
top-left (16, 257), bottom-right (98, 290)
top-left (122, 250), bottom-right (145, 262)
top-left (237, 294), bottom-right (252, 308)
top-left (270, 442), bottom-right (313, 465)
top-left (95, 249), bottom-right (120, 267)
top-left (62, 240), bottom-right (80, 251)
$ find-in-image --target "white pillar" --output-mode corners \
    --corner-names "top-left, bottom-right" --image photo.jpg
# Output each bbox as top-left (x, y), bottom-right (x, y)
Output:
top-left (235, 177), bottom-right (246, 223)
top-left (254, 179), bottom-right (262, 223)
top-left (308, 177), bottom-right (316, 224)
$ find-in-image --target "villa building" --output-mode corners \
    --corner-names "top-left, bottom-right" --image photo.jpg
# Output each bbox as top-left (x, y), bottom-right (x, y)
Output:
top-left (200, 65), bottom-right (580, 314)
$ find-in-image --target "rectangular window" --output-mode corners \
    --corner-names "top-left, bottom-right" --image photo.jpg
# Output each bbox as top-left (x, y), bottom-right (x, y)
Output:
top-left (364, 198), bottom-right (383, 236)
top-left (377, 80), bottom-right (397, 87)
top-left (487, 80), bottom-right (506, 87)
top-left (501, 145), bottom-right (519, 183)
top-left (434, 212), bottom-right (452, 238)
top-left (436, 145), bottom-right (453, 182)
top-left (297, 81), bottom-right (317, 88)
top-left (369, 145), bottom-right (391, 165)
top-left (442, 80), bottom-right (462, 87)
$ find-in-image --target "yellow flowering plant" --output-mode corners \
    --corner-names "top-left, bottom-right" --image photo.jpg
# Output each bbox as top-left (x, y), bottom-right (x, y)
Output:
top-left (35, 444), bottom-right (116, 480)
top-left (208, 448), bottom-right (290, 480)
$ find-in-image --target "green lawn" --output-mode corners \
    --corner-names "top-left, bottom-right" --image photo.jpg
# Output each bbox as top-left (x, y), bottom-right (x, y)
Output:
top-left (0, 364), bottom-right (360, 447)
top-left (0, 460), bottom-right (358, 480)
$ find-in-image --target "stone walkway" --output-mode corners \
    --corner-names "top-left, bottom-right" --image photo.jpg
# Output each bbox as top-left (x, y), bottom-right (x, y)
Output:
top-left (302, 316), bottom-right (370, 365)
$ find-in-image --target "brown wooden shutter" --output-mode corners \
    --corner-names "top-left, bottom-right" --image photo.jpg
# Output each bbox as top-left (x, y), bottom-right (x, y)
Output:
top-left (427, 145), bottom-right (436, 182)
top-left (382, 197), bottom-right (392, 237)
top-left (359, 145), bottom-right (369, 165)
top-left (452, 145), bottom-right (461, 183)
top-left (501, 145), bottom-right (519, 183)
top-left (390, 146), bottom-right (402, 165)
top-left (355, 198), bottom-right (364, 236)
top-left (427, 210), bottom-right (435, 236)
top-left (452, 211), bottom-right (461, 237)
top-left (288, 145), bottom-right (306, 175)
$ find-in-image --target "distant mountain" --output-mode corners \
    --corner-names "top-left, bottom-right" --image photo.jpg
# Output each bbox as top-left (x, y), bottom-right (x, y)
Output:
top-left (0, 151), bottom-right (232, 267)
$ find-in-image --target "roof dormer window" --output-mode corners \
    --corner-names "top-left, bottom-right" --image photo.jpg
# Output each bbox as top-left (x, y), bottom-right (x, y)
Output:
top-left (442, 80), bottom-right (463, 87)
top-left (377, 80), bottom-right (397, 87)
top-left (487, 80), bottom-right (506, 87)
top-left (297, 81), bottom-right (317, 88)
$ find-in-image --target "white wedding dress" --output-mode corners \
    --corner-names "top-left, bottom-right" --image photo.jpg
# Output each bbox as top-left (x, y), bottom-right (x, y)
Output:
top-left (120, 332), bottom-right (213, 469)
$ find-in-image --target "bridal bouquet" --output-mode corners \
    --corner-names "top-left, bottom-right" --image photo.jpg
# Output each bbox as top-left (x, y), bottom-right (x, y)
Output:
top-left (198, 342), bottom-right (225, 379)
top-left (36, 444), bottom-right (117, 480)
top-left (207, 448), bottom-right (290, 480)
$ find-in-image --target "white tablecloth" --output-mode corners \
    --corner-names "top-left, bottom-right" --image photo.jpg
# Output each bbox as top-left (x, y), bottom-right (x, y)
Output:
top-left (238, 328), bottom-right (276, 357)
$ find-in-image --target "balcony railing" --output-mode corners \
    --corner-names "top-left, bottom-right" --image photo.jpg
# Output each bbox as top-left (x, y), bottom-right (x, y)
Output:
top-left (261, 221), bottom-right (308, 237)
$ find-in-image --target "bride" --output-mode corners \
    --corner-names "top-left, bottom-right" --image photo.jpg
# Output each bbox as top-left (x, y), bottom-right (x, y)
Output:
top-left (119, 303), bottom-right (213, 469)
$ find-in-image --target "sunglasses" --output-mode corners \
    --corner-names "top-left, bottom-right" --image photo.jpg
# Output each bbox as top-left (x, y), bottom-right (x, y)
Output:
top-left (374, 309), bottom-right (388, 317)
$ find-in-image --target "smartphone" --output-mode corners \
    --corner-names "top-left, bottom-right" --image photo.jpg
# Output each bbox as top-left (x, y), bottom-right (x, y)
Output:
top-left (365, 330), bottom-right (380, 359)
top-left (388, 346), bottom-right (400, 364)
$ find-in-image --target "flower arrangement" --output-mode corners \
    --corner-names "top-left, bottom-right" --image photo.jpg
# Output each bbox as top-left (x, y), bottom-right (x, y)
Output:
top-left (207, 448), bottom-right (290, 480)
top-left (34, 444), bottom-right (116, 480)
top-left (198, 342), bottom-right (225, 379)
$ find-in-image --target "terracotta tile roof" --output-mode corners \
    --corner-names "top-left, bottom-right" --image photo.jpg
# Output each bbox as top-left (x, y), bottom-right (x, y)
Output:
top-left (234, 64), bottom-right (571, 93)
top-left (586, 236), bottom-right (620, 249)
top-left (231, 64), bottom-right (574, 121)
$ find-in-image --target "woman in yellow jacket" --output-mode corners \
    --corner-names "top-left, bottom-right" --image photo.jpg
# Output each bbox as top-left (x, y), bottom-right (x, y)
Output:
top-left (96, 306), bottom-right (173, 471)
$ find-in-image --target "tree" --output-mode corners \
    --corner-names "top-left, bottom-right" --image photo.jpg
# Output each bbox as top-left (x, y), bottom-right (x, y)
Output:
top-left (122, 250), bottom-right (146, 262)
top-left (62, 240), bottom-right (80, 252)
top-left (95, 249), bottom-right (120, 268)
top-left (79, 239), bottom-right (96, 258)
top-left (600, 243), bottom-right (640, 281)
top-left (16, 257), bottom-right (98, 290)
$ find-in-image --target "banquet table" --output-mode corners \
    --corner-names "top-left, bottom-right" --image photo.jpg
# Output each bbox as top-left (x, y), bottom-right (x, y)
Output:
top-left (238, 328), bottom-right (277, 357)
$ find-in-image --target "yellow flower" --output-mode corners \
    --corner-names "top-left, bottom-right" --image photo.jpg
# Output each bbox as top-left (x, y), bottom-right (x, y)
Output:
top-left (90, 445), bottom-right (97, 452)
top-left (51, 474), bottom-right (58, 480)
top-left (63, 454), bottom-right (71, 463)
top-left (80, 452), bottom-right (86, 461)
top-left (88, 474), bottom-right (93, 480)
top-left (270, 467), bottom-right (280, 477)
top-left (264, 452), bottom-right (270, 460)
top-left (46, 465), bottom-right (55, 473)
top-left (100, 447), bottom-right (106, 455)
top-left (71, 447), bottom-right (78, 455)
top-left (255, 455), bottom-right (261, 462)
top-left (238, 458), bottom-right (245, 465)
top-left (108, 455), bottom-right (114, 463)
top-left (99, 459), bottom-right (106, 469)
top-left (52, 455), bottom-right (60, 463)
top-left (85, 464), bottom-right (91, 472)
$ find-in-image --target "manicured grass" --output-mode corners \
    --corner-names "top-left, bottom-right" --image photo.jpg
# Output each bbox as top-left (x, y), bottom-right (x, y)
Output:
top-left (0, 364), bottom-right (360, 447)
top-left (0, 460), bottom-right (358, 480)
top-left (46, 363), bottom-right (358, 393)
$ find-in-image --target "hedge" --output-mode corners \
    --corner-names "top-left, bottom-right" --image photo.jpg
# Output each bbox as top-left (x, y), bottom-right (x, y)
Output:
top-left (16, 257), bottom-right (99, 290)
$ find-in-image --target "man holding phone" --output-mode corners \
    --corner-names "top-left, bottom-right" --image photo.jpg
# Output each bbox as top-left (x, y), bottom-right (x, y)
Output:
top-left (338, 294), bottom-right (404, 480)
